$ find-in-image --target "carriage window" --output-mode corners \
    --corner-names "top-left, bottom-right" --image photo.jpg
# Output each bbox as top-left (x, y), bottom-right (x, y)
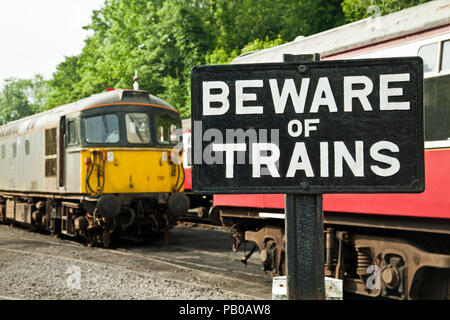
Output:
top-left (418, 43), bottom-right (438, 73)
top-left (155, 114), bottom-right (180, 145)
top-left (126, 113), bottom-right (150, 144)
top-left (441, 40), bottom-right (450, 72)
top-left (12, 142), bottom-right (16, 158)
top-left (83, 114), bottom-right (119, 144)
top-left (45, 128), bottom-right (57, 155)
top-left (45, 128), bottom-right (57, 177)
top-left (1, 145), bottom-right (4, 159)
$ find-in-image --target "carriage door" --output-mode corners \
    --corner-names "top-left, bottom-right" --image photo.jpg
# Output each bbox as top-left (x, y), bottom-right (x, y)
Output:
top-left (58, 116), bottom-right (65, 187)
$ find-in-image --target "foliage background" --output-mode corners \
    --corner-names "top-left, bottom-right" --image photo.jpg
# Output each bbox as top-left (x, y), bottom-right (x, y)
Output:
top-left (0, 0), bottom-right (432, 122)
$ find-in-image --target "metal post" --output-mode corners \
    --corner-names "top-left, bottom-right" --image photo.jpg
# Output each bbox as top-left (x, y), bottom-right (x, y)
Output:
top-left (285, 194), bottom-right (325, 299)
top-left (283, 53), bottom-right (325, 300)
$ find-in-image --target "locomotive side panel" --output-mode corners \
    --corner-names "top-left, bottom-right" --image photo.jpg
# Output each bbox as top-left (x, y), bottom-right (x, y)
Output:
top-left (65, 148), bottom-right (82, 193)
top-left (0, 129), bottom-right (46, 192)
top-left (22, 132), bottom-right (44, 192)
top-left (0, 113), bottom-right (67, 194)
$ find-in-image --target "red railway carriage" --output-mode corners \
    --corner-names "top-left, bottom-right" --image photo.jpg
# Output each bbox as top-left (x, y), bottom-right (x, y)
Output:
top-left (213, 148), bottom-right (450, 219)
top-left (184, 1), bottom-right (450, 299)
top-left (182, 120), bottom-right (213, 220)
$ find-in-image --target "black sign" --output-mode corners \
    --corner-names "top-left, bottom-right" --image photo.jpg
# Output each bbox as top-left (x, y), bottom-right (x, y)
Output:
top-left (191, 57), bottom-right (424, 194)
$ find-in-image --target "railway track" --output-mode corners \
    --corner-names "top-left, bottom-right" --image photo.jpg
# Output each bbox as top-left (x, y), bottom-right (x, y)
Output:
top-left (0, 224), bottom-right (272, 300)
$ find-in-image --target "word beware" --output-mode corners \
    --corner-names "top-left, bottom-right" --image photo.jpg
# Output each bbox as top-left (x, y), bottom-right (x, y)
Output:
top-left (203, 74), bottom-right (410, 116)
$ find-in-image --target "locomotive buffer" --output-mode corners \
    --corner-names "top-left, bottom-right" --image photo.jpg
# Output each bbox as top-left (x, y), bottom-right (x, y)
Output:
top-left (191, 54), bottom-right (425, 299)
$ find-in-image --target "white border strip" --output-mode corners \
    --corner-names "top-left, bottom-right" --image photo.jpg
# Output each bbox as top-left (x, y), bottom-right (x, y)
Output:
top-left (259, 212), bottom-right (285, 219)
top-left (425, 140), bottom-right (450, 149)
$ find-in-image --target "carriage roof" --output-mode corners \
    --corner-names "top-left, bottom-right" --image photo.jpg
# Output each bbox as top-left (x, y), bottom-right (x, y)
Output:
top-left (0, 89), bottom-right (177, 136)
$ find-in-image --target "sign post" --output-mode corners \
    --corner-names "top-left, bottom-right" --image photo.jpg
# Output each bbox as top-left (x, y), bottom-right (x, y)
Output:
top-left (283, 54), bottom-right (325, 300)
top-left (191, 56), bottom-right (424, 299)
top-left (285, 193), bottom-right (324, 299)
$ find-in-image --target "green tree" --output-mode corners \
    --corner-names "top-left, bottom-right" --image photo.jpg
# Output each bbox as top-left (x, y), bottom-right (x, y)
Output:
top-left (28, 74), bottom-right (50, 113)
top-left (45, 56), bottom-right (82, 109)
top-left (206, 35), bottom-right (286, 65)
top-left (240, 35), bottom-right (287, 55)
top-left (282, 0), bottom-right (346, 39)
top-left (3, 1), bottom-right (431, 121)
top-left (46, 0), bottom-right (350, 118)
top-left (48, 0), bottom-right (214, 118)
top-left (0, 75), bottom-right (49, 124)
top-left (341, 0), bottom-right (433, 22)
top-left (211, 0), bottom-right (345, 52)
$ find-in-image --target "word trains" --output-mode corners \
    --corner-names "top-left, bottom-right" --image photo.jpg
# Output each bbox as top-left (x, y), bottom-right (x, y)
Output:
top-left (212, 140), bottom-right (400, 179)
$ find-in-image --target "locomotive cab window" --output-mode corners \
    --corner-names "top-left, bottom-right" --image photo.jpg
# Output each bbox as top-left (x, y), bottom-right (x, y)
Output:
top-left (155, 114), bottom-right (180, 145)
top-left (418, 42), bottom-right (438, 73)
top-left (83, 114), bottom-right (119, 144)
top-left (67, 120), bottom-right (79, 146)
top-left (126, 113), bottom-right (150, 144)
top-left (441, 40), bottom-right (450, 72)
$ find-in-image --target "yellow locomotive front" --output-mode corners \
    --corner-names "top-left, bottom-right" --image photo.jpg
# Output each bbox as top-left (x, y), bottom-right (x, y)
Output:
top-left (66, 90), bottom-right (189, 246)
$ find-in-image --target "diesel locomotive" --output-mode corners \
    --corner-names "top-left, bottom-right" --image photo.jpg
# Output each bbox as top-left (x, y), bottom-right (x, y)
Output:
top-left (0, 88), bottom-right (189, 247)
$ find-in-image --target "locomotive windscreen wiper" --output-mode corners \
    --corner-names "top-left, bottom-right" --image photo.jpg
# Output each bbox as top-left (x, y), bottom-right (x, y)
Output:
top-left (129, 115), bottom-right (145, 142)
top-left (102, 115), bottom-right (109, 135)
